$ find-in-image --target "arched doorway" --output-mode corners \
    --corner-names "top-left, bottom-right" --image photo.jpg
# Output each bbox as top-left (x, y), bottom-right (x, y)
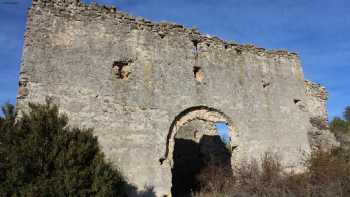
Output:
top-left (162, 106), bottom-right (239, 197)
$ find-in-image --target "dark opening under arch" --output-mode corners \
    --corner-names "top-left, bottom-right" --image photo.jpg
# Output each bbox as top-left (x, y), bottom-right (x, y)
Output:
top-left (163, 106), bottom-right (237, 197)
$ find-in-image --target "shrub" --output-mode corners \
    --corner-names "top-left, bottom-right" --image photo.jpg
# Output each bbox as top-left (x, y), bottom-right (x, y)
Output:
top-left (330, 117), bottom-right (349, 135)
top-left (344, 106), bottom-right (350, 122)
top-left (305, 149), bottom-right (350, 196)
top-left (195, 149), bottom-right (350, 197)
top-left (0, 101), bottom-right (126, 196)
top-left (330, 106), bottom-right (350, 153)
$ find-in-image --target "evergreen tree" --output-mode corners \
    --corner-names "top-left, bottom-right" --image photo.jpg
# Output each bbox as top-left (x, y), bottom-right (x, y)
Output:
top-left (0, 101), bottom-right (126, 196)
top-left (330, 106), bottom-right (350, 155)
top-left (344, 106), bottom-right (350, 122)
top-left (330, 117), bottom-right (349, 134)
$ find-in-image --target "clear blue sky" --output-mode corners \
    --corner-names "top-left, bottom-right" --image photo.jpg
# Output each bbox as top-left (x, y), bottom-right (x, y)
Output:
top-left (0, 0), bottom-right (349, 119)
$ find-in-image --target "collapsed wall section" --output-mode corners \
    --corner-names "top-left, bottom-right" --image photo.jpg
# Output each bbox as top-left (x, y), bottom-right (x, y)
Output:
top-left (305, 81), bottom-right (339, 150)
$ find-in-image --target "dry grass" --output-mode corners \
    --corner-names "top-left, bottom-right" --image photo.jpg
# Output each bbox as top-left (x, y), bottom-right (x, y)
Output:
top-left (195, 149), bottom-right (350, 197)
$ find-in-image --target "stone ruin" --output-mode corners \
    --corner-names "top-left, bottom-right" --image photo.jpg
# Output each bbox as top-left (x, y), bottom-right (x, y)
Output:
top-left (17, 0), bottom-right (338, 196)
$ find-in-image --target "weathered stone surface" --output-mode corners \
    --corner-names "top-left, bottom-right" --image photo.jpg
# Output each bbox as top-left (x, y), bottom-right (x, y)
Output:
top-left (17, 0), bottom-right (338, 196)
top-left (305, 81), bottom-right (339, 150)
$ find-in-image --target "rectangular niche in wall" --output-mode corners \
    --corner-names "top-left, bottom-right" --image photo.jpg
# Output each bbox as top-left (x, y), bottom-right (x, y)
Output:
top-left (112, 60), bottom-right (132, 80)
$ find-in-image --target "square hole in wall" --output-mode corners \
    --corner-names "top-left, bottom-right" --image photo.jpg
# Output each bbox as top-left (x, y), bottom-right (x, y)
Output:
top-left (112, 60), bottom-right (131, 80)
top-left (193, 66), bottom-right (204, 82)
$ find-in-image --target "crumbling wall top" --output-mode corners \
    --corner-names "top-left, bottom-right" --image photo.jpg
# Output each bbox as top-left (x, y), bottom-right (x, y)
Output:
top-left (305, 80), bottom-right (328, 101)
top-left (31, 0), bottom-right (298, 59)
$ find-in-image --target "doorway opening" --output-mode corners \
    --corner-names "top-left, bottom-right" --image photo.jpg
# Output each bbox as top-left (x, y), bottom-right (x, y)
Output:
top-left (166, 107), bottom-right (237, 197)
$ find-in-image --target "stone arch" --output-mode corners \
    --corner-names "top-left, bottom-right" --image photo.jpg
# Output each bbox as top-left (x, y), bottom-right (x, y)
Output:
top-left (161, 106), bottom-right (239, 166)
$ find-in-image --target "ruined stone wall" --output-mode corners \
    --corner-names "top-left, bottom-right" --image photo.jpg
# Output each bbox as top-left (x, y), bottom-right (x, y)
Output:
top-left (305, 81), bottom-right (339, 150)
top-left (17, 0), bottom-right (337, 196)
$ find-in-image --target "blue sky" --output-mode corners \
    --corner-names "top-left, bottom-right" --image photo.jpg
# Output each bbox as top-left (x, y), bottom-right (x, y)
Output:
top-left (215, 123), bottom-right (231, 144)
top-left (0, 0), bottom-right (349, 119)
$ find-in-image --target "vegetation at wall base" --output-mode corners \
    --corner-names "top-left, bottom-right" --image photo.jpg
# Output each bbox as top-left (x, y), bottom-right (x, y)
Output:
top-left (330, 106), bottom-right (350, 153)
top-left (194, 149), bottom-right (350, 197)
top-left (0, 101), bottom-right (126, 196)
top-left (1, 102), bottom-right (349, 197)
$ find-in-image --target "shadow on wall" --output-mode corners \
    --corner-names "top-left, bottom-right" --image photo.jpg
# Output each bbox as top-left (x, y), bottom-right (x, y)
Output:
top-left (171, 135), bottom-right (232, 197)
top-left (124, 185), bottom-right (156, 197)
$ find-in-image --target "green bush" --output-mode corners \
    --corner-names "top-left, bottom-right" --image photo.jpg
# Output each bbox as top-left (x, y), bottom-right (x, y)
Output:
top-left (344, 106), bottom-right (350, 122)
top-left (330, 117), bottom-right (349, 135)
top-left (330, 106), bottom-right (350, 153)
top-left (0, 102), bottom-right (126, 196)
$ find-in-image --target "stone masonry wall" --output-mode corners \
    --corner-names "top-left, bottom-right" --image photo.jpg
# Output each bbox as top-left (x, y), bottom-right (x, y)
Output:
top-left (17, 0), bottom-right (337, 196)
top-left (305, 81), bottom-right (339, 150)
